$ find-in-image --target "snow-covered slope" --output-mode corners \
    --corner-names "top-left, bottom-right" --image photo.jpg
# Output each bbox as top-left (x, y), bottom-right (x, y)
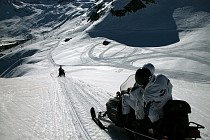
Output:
top-left (0, 0), bottom-right (210, 139)
top-left (0, 0), bottom-right (93, 42)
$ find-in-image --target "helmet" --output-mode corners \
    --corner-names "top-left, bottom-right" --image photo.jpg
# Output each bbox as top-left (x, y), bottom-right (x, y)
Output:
top-left (142, 63), bottom-right (155, 75)
top-left (135, 68), bottom-right (151, 86)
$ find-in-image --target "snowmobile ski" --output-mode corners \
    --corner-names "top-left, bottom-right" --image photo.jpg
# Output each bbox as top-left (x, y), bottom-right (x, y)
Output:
top-left (90, 107), bottom-right (106, 130)
top-left (90, 107), bottom-right (156, 140)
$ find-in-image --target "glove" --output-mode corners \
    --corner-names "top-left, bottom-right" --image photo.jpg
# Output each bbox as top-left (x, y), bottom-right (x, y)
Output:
top-left (127, 87), bottom-right (132, 92)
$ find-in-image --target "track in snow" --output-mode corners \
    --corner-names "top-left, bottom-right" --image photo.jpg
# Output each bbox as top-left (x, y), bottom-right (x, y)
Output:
top-left (57, 77), bottom-right (130, 140)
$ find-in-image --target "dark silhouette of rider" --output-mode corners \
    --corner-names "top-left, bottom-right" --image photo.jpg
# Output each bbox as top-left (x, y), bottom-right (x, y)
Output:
top-left (58, 66), bottom-right (65, 77)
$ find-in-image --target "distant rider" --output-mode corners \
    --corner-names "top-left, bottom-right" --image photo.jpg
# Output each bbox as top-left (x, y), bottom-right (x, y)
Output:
top-left (58, 66), bottom-right (65, 77)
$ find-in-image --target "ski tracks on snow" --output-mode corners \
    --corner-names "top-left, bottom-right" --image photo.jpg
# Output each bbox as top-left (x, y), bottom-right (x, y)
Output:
top-left (80, 42), bottom-right (140, 70)
top-left (57, 77), bottom-right (113, 140)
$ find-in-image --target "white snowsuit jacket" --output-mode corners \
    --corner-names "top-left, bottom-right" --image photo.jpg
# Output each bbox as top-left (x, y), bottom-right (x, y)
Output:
top-left (128, 85), bottom-right (145, 120)
top-left (122, 74), bottom-right (172, 122)
top-left (143, 74), bottom-right (173, 123)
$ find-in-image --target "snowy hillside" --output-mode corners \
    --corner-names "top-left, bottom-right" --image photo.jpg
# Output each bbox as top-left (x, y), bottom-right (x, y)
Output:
top-left (0, 0), bottom-right (210, 139)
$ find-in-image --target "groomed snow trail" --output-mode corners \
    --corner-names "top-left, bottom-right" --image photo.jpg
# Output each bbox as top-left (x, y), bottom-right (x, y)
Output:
top-left (0, 74), bottom-right (130, 140)
top-left (0, 76), bottom-right (67, 140)
top-left (58, 76), bottom-right (109, 140)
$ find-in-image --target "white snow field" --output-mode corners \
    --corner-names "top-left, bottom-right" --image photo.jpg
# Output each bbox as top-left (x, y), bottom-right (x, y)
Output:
top-left (0, 0), bottom-right (210, 139)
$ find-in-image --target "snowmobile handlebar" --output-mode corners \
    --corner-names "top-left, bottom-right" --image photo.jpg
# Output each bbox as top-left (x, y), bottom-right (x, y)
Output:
top-left (116, 90), bottom-right (130, 98)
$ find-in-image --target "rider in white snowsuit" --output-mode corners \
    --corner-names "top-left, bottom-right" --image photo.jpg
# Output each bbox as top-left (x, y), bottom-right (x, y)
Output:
top-left (122, 63), bottom-right (155, 120)
top-left (122, 63), bottom-right (172, 124)
top-left (122, 85), bottom-right (145, 119)
top-left (143, 74), bottom-right (173, 123)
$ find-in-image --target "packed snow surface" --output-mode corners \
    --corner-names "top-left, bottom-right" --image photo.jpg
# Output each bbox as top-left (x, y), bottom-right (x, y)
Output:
top-left (0, 0), bottom-right (210, 139)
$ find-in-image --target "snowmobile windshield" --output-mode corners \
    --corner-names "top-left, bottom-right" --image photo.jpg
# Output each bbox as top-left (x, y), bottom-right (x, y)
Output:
top-left (120, 74), bottom-right (135, 92)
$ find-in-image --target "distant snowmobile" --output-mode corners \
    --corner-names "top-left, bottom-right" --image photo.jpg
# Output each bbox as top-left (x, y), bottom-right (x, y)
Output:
top-left (58, 66), bottom-right (65, 77)
top-left (90, 74), bottom-right (204, 140)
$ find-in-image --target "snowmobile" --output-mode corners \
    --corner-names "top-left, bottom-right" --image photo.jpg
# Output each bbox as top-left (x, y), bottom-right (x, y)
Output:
top-left (90, 74), bottom-right (205, 140)
top-left (58, 66), bottom-right (65, 77)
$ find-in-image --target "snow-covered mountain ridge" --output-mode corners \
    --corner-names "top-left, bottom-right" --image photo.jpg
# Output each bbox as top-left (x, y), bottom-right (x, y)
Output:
top-left (0, 0), bottom-right (96, 43)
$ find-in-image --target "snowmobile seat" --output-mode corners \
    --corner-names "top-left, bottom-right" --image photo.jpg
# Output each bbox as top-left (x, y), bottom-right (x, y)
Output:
top-left (161, 100), bottom-right (191, 140)
top-left (161, 100), bottom-right (204, 140)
